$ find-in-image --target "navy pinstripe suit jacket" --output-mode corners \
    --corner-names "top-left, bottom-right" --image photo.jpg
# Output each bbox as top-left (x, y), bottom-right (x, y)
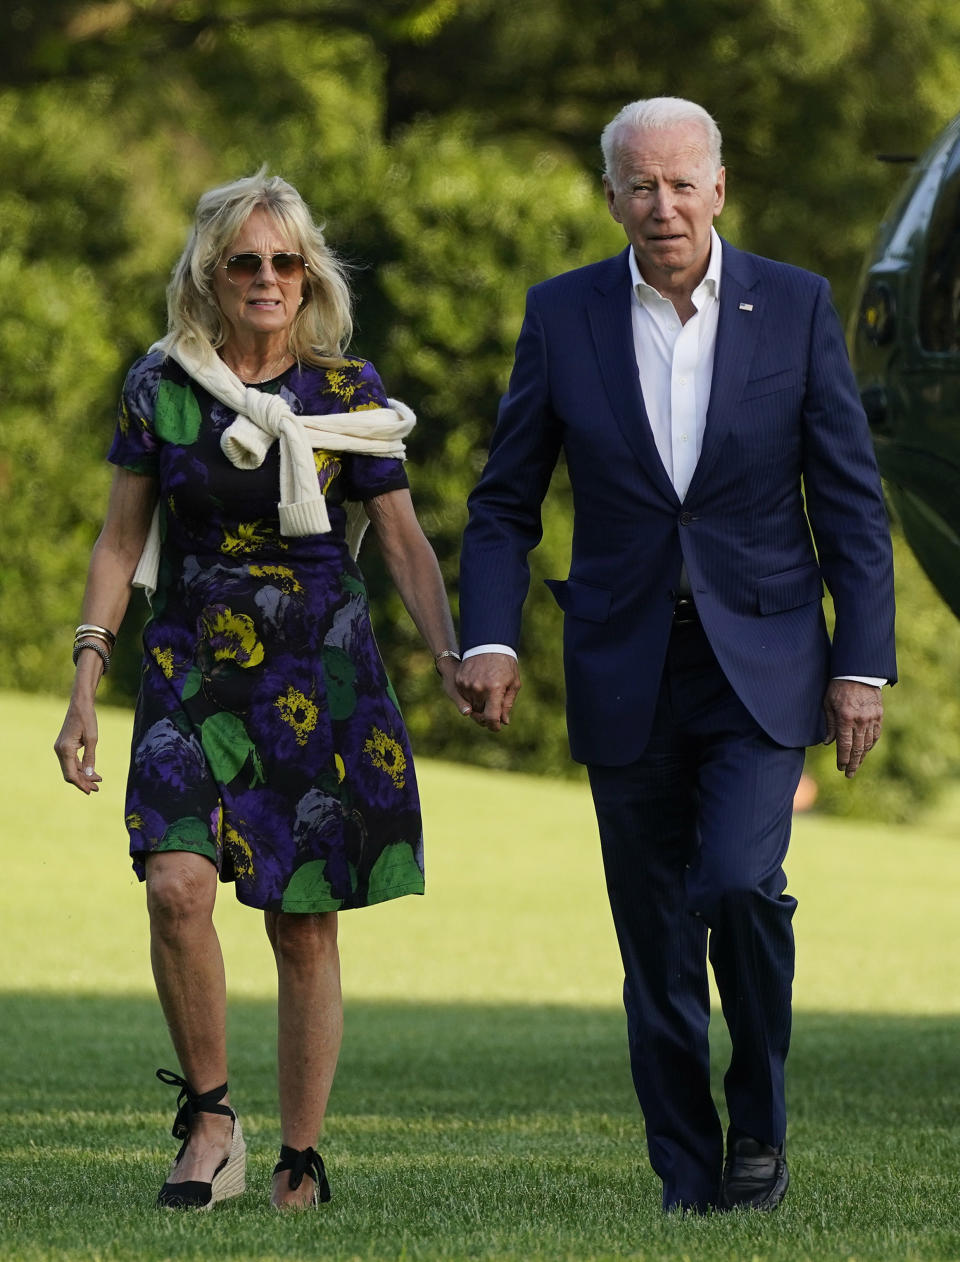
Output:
top-left (459, 240), bottom-right (897, 765)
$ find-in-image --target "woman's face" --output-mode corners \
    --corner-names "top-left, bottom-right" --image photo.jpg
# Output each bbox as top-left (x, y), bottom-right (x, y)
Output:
top-left (211, 207), bottom-right (307, 345)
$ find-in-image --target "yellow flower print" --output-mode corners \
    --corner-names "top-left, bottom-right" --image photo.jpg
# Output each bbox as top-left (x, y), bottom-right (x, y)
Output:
top-left (221, 520), bottom-right (277, 556)
top-left (313, 450), bottom-right (342, 492)
top-left (275, 685), bottom-right (320, 746)
top-left (351, 401), bottom-right (380, 411)
top-left (118, 400), bottom-right (131, 436)
top-left (325, 368), bottom-right (359, 403)
top-left (249, 564), bottom-right (303, 594)
top-left (223, 824), bottom-right (255, 878)
top-left (126, 811), bottom-right (145, 832)
top-left (200, 606), bottom-right (265, 668)
top-left (363, 727), bottom-right (406, 790)
top-left (334, 754), bottom-right (345, 783)
top-left (151, 646), bottom-right (175, 679)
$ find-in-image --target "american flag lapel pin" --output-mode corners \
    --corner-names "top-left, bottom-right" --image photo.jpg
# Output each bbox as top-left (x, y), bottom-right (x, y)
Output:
top-left (739, 302), bottom-right (754, 311)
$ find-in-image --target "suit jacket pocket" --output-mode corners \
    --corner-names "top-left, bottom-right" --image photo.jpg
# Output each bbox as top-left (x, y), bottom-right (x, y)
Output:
top-left (740, 368), bottom-right (799, 402)
top-left (757, 562), bottom-right (823, 615)
top-left (544, 577), bottom-right (612, 623)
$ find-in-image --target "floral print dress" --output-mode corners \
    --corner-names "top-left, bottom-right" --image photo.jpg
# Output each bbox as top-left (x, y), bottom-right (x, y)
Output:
top-left (108, 350), bottom-right (424, 912)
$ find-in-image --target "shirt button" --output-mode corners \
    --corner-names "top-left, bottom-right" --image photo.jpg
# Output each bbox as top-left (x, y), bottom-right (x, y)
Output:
top-left (680, 433), bottom-right (688, 442)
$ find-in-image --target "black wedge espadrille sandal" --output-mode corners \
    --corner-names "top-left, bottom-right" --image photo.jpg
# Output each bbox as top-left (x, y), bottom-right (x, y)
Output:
top-left (272, 1144), bottom-right (331, 1208)
top-left (155, 1069), bottom-right (246, 1210)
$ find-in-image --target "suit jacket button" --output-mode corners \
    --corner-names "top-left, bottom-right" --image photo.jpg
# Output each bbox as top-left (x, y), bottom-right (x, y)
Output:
top-left (679, 511), bottom-right (694, 525)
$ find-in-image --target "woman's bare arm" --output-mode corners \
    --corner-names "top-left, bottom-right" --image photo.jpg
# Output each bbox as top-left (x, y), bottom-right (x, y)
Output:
top-left (364, 488), bottom-right (468, 715)
top-left (54, 468), bottom-right (158, 792)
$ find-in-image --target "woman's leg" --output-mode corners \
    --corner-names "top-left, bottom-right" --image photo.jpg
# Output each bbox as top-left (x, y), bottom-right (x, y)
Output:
top-left (146, 850), bottom-right (234, 1183)
top-left (264, 910), bottom-right (342, 1208)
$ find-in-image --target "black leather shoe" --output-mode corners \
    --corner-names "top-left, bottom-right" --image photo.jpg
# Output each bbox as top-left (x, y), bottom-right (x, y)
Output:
top-left (720, 1128), bottom-right (788, 1211)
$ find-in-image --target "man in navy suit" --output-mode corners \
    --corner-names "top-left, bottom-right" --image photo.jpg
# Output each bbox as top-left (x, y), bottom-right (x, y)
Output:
top-left (456, 97), bottom-right (896, 1213)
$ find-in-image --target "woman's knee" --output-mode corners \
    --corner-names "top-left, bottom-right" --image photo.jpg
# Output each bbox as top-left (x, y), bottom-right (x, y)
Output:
top-left (268, 911), bottom-right (338, 967)
top-left (145, 852), bottom-right (217, 937)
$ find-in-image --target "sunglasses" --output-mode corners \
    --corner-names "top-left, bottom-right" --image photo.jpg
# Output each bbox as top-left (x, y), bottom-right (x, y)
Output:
top-left (221, 252), bottom-right (308, 285)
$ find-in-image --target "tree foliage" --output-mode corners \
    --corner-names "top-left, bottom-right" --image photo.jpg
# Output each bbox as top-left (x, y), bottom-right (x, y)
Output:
top-left (2, 0), bottom-right (959, 814)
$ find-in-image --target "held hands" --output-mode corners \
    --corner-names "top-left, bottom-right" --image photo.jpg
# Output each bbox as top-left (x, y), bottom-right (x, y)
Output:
top-left (454, 652), bottom-right (521, 732)
top-left (822, 679), bottom-right (883, 778)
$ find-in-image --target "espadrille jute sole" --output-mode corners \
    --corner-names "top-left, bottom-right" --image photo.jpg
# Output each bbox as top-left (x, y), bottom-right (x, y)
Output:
top-left (207, 1116), bottom-right (246, 1207)
top-left (157, 1116), bottom-right (246, 1210)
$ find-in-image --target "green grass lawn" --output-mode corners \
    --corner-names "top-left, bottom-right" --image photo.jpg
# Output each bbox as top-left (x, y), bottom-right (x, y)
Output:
top-left (2, 689), bottom-right (959, 1260)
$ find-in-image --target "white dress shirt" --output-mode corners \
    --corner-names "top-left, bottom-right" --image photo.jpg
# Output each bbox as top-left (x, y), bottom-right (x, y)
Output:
top-left (629, 226), bottom-right (722, 499)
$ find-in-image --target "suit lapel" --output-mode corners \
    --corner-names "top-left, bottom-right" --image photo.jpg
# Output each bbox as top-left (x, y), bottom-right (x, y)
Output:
top-left (686, 241), bottom-right (762, 498)
top-left (587, 249), bottom-right (679, 505)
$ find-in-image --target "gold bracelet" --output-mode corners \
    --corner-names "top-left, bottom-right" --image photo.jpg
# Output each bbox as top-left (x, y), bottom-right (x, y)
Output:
top-left (73, 629), bottom-right (114, 650)
top-left (75, 623), bottom-right (117, 648)
top-left (434, 649), bottom-right (461, 675)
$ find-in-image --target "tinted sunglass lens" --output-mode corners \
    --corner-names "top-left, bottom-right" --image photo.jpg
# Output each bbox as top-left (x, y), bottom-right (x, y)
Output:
top-left (273, 253), bottom-right (306, 281)
top-left (225, 253), bottom-right (262, 282)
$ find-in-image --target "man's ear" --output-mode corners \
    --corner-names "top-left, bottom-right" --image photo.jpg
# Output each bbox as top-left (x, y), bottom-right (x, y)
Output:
top-left (713, 166), bottom-right (726, 217)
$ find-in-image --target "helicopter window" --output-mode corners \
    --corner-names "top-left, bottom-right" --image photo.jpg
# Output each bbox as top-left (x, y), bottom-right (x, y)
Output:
top-left (919, 139), bottom-right (960, 353)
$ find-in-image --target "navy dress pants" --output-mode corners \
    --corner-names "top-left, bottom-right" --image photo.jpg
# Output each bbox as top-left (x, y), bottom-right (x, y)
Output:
top-left (587, 617), bottom-right (804, 1212)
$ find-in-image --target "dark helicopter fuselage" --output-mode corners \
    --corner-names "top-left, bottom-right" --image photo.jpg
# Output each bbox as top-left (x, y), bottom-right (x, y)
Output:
top-left (852, 112), bottom-right (960, 618)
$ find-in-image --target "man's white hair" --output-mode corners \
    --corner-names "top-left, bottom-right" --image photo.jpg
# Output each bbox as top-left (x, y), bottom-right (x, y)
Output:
top-left (601, 97), bottom-right (723, 184)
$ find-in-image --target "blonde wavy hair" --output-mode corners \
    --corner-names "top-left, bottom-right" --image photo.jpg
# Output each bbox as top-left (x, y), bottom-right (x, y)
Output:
top-left (160, 170), bottom-right (352, 366)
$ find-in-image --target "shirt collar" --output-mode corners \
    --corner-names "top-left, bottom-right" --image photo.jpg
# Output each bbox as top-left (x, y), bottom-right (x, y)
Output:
top-left (629, 226), bottom-right (723, 307)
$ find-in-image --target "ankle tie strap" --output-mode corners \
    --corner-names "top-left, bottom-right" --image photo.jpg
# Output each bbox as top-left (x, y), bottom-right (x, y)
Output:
top-left (156, 1068), bottom-right (231, 1140)
top-left (274, 1144), bottom-right (332, 1201)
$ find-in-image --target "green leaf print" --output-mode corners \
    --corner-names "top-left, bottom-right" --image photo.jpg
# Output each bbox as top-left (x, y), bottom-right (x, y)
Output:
top-left (200, 711), bottom-right (257, 784)
top-left (181, 666), bottom-right (203, 700)
top-left (366, 842), bottom-right (424, 904)
top-left (281, 860), bottom-right (343, 912)
top-left (323, 644), bottom-right (357, 720)
top-left (250, 748), bottom-right (266, 788)
top-left (341, 573), bottom-right (366, 596)
top-left (154, 379), bottom-right (202, 445)
top-left (160, 816), bottom-right (211, 852)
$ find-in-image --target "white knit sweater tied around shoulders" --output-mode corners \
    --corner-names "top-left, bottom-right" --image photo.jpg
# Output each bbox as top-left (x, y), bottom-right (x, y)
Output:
top-left (132, 339), bottom-right (416, 600)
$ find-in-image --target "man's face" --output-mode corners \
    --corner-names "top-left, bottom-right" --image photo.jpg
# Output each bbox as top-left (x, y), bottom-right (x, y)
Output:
top-left (604, 122), bottom-right (725, 294)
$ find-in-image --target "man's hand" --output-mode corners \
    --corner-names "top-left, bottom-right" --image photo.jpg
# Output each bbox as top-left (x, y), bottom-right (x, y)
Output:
top-left (455, 653), bottom-right (522, 732)
top-left (822, 679), bottom-right (883, 778)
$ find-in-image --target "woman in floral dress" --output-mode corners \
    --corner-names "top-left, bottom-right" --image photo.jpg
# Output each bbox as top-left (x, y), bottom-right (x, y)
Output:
top-left (54, 173), bottom-right (467, 1210)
